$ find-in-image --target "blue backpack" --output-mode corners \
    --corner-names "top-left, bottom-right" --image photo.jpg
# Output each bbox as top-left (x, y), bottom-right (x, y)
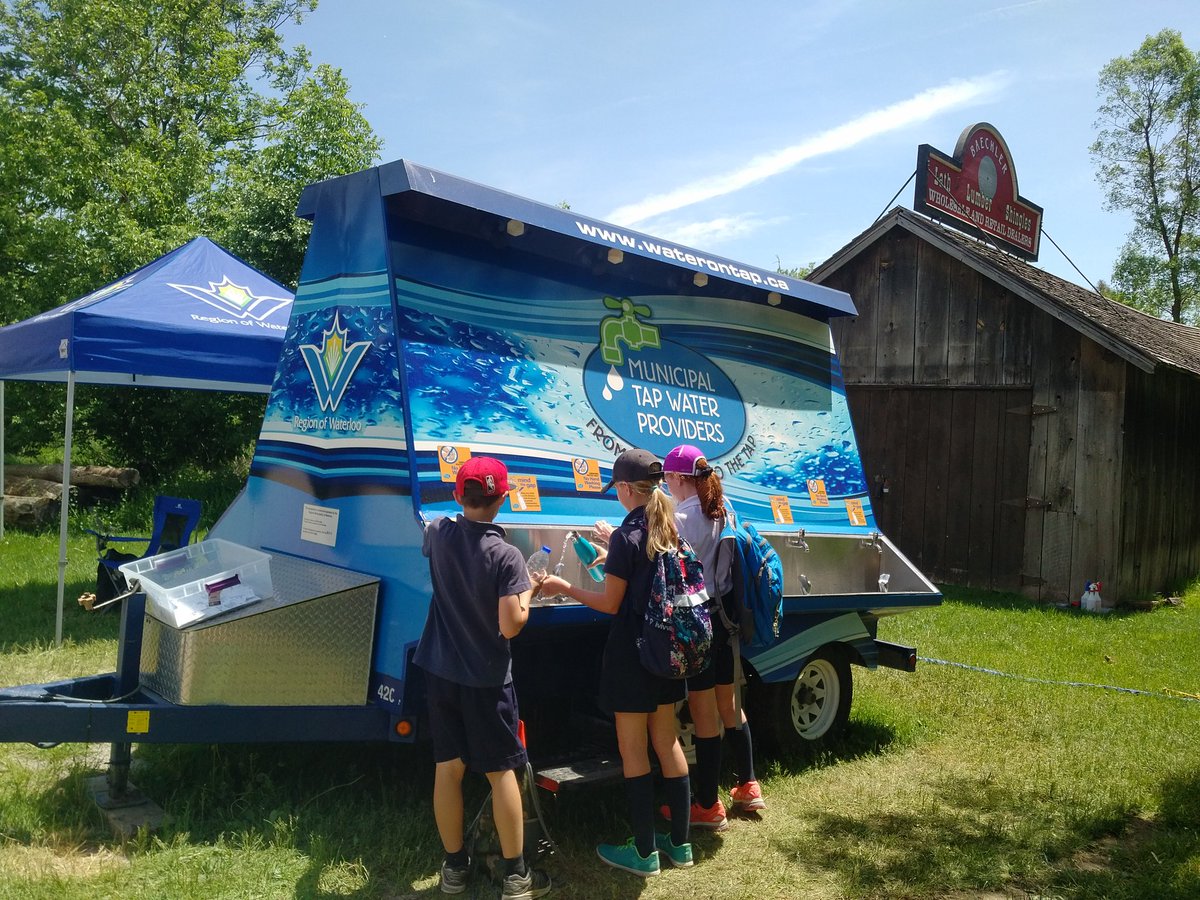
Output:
top-left (715, 513), bottom-right (784, 650)
top-left (638, 539), bottom-right (713, 680)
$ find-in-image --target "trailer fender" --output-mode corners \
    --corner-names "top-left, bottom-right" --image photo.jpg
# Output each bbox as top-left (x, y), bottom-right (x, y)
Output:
top-left (745, 612), bottom-right (872, 685)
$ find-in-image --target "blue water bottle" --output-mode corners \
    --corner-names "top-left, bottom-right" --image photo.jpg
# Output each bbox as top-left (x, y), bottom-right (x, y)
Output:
top-left (569, 531), bottom-right (605, 582)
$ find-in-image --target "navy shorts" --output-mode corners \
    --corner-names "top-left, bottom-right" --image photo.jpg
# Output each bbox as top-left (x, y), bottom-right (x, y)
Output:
top-left (424, 671), bottom-right (527, 773)
top-left (687, 621), bottom-right (735, 692)
top-left (599, 628), bottom-right (687, 713)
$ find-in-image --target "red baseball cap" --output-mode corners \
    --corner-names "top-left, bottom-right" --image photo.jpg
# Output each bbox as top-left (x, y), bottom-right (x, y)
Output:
top-left (456, 456), bottom-right (509, 497)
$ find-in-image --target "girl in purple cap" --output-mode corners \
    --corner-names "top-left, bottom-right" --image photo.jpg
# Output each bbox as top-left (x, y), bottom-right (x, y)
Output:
top-left (538, 448), bottom-right (693, 877)
top-left (660, 444), bottom-right (766, 826)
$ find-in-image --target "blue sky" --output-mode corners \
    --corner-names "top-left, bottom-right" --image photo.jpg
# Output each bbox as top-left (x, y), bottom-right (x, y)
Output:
top-left (282, 0), bottom-right (1199, 289)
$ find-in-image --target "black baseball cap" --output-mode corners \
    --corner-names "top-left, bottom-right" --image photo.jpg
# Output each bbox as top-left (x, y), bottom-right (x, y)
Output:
top-left (602, 448), bottom-right (664, 492)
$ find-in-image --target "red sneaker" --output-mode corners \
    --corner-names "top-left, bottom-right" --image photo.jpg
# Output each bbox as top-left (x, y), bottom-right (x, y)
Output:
top-left (730, 780), bottom-right (766, 812)
top-left (659, 799), bottom-right (728, 830)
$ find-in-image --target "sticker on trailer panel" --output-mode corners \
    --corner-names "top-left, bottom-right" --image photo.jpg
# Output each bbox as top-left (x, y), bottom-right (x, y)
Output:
top-left (508, 475), bottom-right (542, 512)
top-left (572, 457), bottom-right (603, 492)
top-left (301, 503), bottom-right (339, 547)
top-left (126, 710), bottom-right (150, 735)
top-left (770, 495), bottom-right (794, 524)
top-left (438, 445), bottom-right (471, 482)
top-left (807, 478), bottom-right (829, 507)
top-left (846, 498), bottom-right (867, 526)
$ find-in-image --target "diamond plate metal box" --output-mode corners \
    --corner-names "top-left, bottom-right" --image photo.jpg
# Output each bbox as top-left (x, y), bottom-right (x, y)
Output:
top-left (140, 553), bottom-right (379, 706)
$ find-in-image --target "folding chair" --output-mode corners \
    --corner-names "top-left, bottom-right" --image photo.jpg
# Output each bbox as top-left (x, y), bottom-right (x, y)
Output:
top-left (85, 495), bottom-right (203, 608)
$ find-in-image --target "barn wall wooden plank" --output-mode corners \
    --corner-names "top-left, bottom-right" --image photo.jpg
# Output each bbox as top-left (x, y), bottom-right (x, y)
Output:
top-left (1117, 367), bottom-right (1153, 597)
top-left (921, 390), bottom-right (955, 580)
top-left (994, 391), bottom-right (1032, 592)
top-left (1038, 318), bottom-right (1082, 601)
top-left (915, 242), bottom-right (951, 385)
top-left (1002, 287), bottom-right (1036, 386)
top-left (967, 390), bottom-right (1002, 587)
top-left (946, 262), bottom-right (980, 384)
top-left (1071, 339), bottom-right (1126, 603)
top-left (944, 388), bottom-right (978, 583)
top-left (828, 250), bottom-right (880, 384)
top-left (1179, 374), bottom-right (1200, 585)
top-left (899, 388), bottom-right (933, 567)
top-left (1021, 315), bottom-right (1055, 600)
top-left (875, 231), bottom-right (919, 384)
top-left (974, 277), bottom-right (1009, 386)
top-left (847, 387), bottom-right (904, 540)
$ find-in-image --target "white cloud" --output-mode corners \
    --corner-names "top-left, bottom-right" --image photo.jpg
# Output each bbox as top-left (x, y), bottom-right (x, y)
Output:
top-left (606, 73), bottom-right (1010, 226)
top-left (654, 214), bottom-right (787, 248)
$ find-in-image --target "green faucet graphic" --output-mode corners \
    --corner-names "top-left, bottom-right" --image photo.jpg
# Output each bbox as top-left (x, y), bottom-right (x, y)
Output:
top-left (599, 296), bottom-right (660, 365)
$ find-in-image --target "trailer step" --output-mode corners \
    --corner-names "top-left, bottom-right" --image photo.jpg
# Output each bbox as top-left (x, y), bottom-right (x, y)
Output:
top-left (534, 755), bottom-right (623, 793)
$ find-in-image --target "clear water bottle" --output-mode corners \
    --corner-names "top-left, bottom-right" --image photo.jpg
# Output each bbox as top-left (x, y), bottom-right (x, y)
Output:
top-left (569, 530), bottom-right (605, 582)
top-left (526, 545), bottom-right (552, 576)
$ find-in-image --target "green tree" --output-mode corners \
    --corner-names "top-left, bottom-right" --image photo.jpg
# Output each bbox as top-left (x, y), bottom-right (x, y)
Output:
top-left (1107, 236), bottom-right (1200, 321)
top-left (1091, 29), bottom-right (1200, 324)
top-left (0, 0), bottom-right (381, 476)
top-left (776, 259), bottom-right (815, 279)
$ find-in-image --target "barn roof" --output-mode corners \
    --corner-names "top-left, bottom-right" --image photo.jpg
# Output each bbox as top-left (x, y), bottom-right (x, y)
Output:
top-left (810, 207), bottom-right (1200, 379)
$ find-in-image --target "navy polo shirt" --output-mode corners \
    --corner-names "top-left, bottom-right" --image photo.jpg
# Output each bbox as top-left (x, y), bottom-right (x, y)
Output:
top-left (413, 514), bottom-right (531, 687)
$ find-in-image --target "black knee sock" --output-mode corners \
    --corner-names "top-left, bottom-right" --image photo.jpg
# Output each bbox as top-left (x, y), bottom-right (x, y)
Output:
top-left (728, 724), bottom-right (756, 784)
top-left (693, 735), bottom-right (722, 808)
top-left (624, 773), bottom-right (655, 858)
top-left (663, 773), bottom-right (691, 847)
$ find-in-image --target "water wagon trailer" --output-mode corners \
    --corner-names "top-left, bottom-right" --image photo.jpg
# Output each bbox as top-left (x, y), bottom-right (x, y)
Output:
top-left (0, 160), bottom-right (940, 801)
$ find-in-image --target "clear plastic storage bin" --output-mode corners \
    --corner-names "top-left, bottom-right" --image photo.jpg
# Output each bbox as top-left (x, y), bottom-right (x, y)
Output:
top-left (119, 538), bottom-right (273, 628)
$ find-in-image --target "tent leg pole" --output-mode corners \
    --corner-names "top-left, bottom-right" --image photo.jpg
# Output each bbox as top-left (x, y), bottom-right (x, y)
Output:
top-left (1, 379), bottom-right (5, 540)
top-left (55, 374), bottom-right (76, 647)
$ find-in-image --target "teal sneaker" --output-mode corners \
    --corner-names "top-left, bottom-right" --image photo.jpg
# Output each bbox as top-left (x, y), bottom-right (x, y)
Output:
top-left (596, 838), bottom-right (661, 877)
top-left (654, 832), bottom-right (694, 868)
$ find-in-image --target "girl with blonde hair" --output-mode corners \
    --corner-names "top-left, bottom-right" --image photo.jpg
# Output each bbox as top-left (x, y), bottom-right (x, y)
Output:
top-left (538, 448), bottom-right (693, 877)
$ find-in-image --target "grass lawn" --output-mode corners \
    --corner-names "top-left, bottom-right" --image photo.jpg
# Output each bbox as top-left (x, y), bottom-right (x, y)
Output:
top-left (1, 520), bottom-right (1198, 899)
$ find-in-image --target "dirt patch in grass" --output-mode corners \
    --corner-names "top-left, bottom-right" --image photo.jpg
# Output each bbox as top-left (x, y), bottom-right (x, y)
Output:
top-left (0, 843), bottom-right (129, 879)
top-left (1066, 813), bottom-right (1157, 873)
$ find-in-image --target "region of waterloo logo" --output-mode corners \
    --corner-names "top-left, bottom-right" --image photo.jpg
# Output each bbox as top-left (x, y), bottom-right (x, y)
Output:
top-left (299, 311), bottom-right (372, 412)
top-left (168, 275), bottom-right (292, 321)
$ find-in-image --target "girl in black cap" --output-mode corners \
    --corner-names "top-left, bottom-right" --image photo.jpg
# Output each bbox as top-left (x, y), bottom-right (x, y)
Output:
top-left (538, 448), bottom-right (693, 877)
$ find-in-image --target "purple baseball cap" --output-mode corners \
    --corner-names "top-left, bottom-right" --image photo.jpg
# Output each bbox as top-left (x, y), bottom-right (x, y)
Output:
top-left (663, 444), bottom-right (712, 476)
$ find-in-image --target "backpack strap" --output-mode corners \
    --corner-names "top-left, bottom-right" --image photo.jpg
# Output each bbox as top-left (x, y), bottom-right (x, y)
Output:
top-left (711, 533), bottom-right (740, 634)
top-left (715, 534), bottom-right (747, 721)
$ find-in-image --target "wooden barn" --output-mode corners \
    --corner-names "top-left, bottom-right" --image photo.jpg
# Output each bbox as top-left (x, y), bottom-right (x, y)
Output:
top-left (809, 206), bottom-right (1200, 606)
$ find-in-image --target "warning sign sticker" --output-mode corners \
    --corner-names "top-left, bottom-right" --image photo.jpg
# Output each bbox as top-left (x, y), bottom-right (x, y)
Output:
top-left (438, 445), bottom-right (471, 483)
top-left (572, 457), bottom-right (603, 492)
top-left (807, 478), bottom-right (829, 507)
top-left (508, 474), bottom-right (542, 512)
top-left (770, 495), bottom-right (794, 524)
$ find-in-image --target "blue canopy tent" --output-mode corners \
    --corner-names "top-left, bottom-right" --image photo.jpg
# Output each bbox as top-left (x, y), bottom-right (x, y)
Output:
top-left (0, 236), bottom-right (293, 643)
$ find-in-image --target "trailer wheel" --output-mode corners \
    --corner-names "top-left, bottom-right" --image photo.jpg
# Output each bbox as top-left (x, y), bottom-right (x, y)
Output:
top-left (757, 646), bottom-right (852, 748)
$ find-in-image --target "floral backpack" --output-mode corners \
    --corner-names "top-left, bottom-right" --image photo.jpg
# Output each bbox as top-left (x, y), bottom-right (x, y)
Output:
top-left (637, 539), bottom-right (713, 680)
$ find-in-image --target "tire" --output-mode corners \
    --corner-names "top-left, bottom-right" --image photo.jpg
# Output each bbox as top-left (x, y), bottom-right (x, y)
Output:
top-left (754, 645), bottom-right (852, 749)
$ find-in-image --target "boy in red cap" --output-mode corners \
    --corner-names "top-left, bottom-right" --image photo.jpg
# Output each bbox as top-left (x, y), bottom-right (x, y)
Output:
top-left (413, 456), bottom-right (550, 898)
